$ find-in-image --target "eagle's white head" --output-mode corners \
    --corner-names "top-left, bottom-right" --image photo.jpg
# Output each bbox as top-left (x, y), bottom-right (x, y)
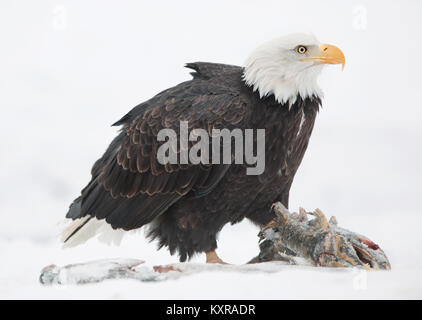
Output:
top-left (243, 33), bottom-right (345, 105)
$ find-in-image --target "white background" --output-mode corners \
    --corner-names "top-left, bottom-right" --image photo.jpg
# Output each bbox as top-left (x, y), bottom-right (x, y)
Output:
top-left (1, 0), bottom-right (421, 299)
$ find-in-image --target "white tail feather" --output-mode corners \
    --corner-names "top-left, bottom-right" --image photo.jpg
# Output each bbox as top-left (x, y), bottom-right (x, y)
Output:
top-left (60, 217), bottom-right (125, 248)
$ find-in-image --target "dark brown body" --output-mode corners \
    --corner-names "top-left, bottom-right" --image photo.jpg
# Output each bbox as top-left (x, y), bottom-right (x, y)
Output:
top-left (66, 62), bottom-right (320, 261)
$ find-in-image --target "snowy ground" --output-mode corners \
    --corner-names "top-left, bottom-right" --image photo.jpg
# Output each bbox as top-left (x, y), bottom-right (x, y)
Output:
top-left (1, 0), bottom-right (422, 299)
top-left (2, 212), bottom-right (422, 299)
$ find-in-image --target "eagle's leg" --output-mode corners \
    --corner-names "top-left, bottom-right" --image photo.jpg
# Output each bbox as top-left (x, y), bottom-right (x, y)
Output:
top-left (205, 250), bottom-right (228, 264)
top-left (247, 219), bottom-right (298, 264)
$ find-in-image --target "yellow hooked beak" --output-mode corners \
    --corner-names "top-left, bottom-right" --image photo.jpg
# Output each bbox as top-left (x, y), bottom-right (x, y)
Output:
top-left (302, 44), bottom-right (345, 70)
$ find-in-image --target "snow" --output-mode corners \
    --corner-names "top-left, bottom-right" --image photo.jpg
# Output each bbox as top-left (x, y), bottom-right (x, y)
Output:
top-left (1, 0), bottom-right (422, 299)
top-left (2, 213), bottom-right (422, 299)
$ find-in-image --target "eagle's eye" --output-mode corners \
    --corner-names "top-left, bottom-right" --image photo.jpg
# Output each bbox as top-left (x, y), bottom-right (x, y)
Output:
top-left (296, 46), bottom-right (308, 54)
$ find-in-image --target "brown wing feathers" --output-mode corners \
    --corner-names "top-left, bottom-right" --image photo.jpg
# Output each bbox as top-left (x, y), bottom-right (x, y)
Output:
top-left (66, 63), bottom-right (248, 232)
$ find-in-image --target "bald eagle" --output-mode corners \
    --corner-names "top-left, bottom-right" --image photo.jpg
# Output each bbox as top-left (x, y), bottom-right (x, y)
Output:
top-left (62, 33), bottom-right (345, 263)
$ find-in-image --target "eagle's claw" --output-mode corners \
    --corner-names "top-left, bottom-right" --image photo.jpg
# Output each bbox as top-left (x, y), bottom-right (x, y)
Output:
top-left (253, 203), bottom-right (390, 270)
